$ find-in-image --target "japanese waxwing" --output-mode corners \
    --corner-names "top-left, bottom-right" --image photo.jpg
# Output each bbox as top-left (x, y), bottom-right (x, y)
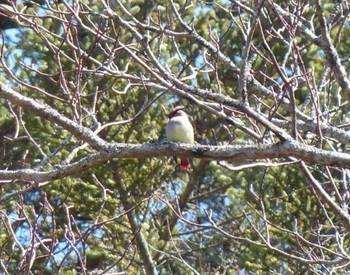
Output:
top-left (166, 106), bottom-right (194, 170)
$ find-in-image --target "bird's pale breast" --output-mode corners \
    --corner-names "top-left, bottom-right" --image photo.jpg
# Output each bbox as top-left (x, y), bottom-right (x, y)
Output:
top-left (166, 117), bottom-right (194, 144)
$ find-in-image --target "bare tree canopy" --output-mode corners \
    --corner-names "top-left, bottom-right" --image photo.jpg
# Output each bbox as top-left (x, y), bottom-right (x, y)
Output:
top-left (1, 0), bottom-right (350, 274)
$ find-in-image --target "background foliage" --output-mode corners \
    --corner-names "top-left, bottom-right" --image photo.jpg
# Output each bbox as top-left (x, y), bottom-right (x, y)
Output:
top-left (1, 0), bottom-right (350, 274)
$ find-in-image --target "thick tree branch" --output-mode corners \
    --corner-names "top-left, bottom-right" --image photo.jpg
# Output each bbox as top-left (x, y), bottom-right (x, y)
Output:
top-left (1, 140), bottom-right (350, 183)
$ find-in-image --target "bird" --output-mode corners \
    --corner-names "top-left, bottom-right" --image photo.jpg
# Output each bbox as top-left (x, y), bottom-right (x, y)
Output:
top-left (165, 106), bottom-right (194, 170)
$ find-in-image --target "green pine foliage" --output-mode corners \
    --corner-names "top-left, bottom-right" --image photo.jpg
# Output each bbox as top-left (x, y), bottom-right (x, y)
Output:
top-left (0, 0), bottom-right (349, 273)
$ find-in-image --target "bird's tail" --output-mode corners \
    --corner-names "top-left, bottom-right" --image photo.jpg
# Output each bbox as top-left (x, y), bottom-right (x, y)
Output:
top-left (180, 157), bottom-right (191, 170)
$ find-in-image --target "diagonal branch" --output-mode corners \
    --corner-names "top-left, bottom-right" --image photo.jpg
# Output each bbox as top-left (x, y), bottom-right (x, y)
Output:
top-left (316, 1), bottom-right (350, 100)
top-left (0, 82), bottom-right (109, 152)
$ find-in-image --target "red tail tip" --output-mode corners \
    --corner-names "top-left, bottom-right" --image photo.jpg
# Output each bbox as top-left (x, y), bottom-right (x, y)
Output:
top-left (180, 163), bottom-right (191, 170)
